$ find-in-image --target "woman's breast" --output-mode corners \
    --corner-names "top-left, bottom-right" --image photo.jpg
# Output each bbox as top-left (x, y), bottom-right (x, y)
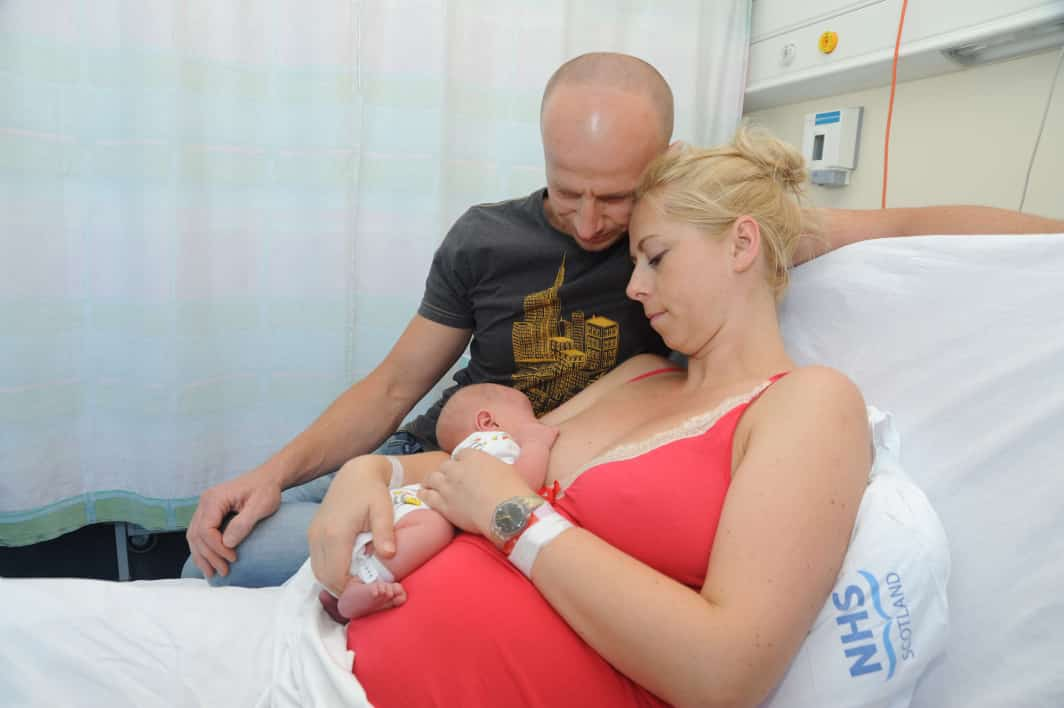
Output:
top-left (546, 420), bottom-right (617, 483)
top-left (546, 385), bottom-right (679, 485)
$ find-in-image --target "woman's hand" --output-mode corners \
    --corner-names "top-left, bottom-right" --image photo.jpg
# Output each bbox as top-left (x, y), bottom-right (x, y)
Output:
top-left (418, 449), bottom-right (534, 541)
top-left (307, 456), bottom-right (396, 596)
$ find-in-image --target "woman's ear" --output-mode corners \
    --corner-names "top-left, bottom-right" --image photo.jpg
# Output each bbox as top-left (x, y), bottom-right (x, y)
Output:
top-left (666, 140), bottom-right (687, 156)
top-left (475, 409), bottom-right (497, 430)
top-left (730, 216), bottom-right (762, 274)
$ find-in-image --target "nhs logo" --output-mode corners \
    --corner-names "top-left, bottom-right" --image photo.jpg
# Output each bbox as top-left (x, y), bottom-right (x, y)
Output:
top-left (832, 570), bottom-right (916, 680)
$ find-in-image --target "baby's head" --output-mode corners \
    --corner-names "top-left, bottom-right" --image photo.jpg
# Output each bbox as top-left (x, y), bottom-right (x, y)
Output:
top-left (436, 384), bottom-right (537, 452)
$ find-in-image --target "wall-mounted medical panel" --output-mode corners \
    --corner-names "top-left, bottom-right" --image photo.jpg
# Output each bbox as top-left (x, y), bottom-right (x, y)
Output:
top-left (746, 0), bottom-right (1064, 110)
top-left (802, 107), bottom-right (863, 187)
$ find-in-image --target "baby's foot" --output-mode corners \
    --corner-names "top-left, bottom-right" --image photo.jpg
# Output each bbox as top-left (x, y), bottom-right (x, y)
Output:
top-left (337, 580), bottom-right (408, 619)
top-left (319, 589), bottom-right (347, 624)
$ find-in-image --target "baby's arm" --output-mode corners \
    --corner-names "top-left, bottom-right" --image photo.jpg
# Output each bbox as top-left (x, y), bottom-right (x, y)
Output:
top-left (334, 507), bottom-right (455, 620)
top-left (510, 422), bottom-right (559, 490)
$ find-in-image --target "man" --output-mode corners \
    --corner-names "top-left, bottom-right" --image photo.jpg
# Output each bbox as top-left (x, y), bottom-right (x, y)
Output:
top-left (184, 52), bottom-right (1063, 586)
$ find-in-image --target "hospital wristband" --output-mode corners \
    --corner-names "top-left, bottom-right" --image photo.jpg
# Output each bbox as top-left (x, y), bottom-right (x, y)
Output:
top-left (507, 504), bottom-right (574, 578)
top-left (385, 455), bottom-right (404, 489)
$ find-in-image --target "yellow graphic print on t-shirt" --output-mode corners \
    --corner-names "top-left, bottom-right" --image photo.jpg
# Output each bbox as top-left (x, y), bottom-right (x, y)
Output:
top-left (511, 257), bottom-right (618, 415)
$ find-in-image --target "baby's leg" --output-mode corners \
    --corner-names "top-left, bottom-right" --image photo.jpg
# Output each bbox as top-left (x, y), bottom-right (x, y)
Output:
top-left (336, 508), bottom-right (455, 620)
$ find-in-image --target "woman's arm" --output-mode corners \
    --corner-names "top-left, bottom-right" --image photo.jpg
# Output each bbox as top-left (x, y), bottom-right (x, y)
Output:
top-left (308, 451), bottom-right (448, 595)
top-left (519, 368), bottom-right (871, 706)
top-left (539, 353), bottom-right (675, 427)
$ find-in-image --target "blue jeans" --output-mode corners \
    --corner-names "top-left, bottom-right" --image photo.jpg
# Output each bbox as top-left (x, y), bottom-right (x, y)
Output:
top-left (180, 431), bottom-right (424, 587)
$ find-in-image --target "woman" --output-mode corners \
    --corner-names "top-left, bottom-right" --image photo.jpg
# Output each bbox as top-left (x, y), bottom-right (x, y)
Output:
top-left (309, 128), bottom-right (872, 706)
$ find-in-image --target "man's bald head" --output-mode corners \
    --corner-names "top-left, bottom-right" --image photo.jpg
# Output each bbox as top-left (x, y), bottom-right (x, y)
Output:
top-left (541, 52), bottom-right (674, 143)
top-left (537, 53), bottom-right (674, 251)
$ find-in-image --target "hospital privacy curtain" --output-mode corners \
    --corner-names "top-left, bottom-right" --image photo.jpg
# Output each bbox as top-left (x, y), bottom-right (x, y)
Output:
top-left (0, 0), bottom-right (751, 546)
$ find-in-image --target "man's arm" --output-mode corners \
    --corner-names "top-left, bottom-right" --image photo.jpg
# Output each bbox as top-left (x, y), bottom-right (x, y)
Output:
top-left (795, 206), bottom-right (1064, 264)
top-left (267, 315), bottom-right (471, 489)
top-left (186, 315), bottom-right (470, 578)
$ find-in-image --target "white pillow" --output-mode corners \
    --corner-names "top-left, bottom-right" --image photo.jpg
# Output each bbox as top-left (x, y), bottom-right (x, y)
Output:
top-left (763, 408), bottom-right (950, 708)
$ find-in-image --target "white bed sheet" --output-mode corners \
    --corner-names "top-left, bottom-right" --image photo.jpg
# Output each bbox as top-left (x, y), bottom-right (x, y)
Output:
top-left (1, 233), bottom-right (1062, 706)
top-left (0, 560), bottom-right (370, 707)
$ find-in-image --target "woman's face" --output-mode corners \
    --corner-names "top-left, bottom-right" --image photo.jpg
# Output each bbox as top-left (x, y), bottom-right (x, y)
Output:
top-left (625, 195), bottom-right (734, 356)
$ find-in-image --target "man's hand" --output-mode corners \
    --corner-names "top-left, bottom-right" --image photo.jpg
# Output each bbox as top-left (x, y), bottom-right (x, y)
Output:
top-left (307, 456), bottom-right (397, 597)
top-left (185, 468), bottom-right (284, 579)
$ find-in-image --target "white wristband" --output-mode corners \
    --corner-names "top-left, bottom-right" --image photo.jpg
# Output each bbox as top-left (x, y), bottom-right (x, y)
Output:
top-left (385, 455), bottom-right (404, 489)
top-left (508, 504), bottom-right (573, 578)
top-left (353, 552), bottom-right (395, 584)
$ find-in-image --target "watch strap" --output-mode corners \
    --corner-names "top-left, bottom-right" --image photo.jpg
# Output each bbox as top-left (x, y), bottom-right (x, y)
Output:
top-left (508, 503), bottom-right (573, 578)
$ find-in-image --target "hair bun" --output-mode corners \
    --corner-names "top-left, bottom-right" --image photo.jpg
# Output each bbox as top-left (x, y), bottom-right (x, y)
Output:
top-left (732, 125), bottom-right (807, 190)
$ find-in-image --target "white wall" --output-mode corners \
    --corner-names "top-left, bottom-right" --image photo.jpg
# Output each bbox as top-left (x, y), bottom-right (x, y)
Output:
top-left (743, 48), bottom-right (1064, 218)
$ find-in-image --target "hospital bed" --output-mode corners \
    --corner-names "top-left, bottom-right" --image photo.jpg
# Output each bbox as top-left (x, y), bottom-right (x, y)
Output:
top-left (780, 232), bottom-right (1064, 707)
top-left (1, 233), bottom-right (1062, 706)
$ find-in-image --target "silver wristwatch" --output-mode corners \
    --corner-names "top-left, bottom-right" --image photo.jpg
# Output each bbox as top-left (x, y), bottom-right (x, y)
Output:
top-left (489, 495), bottom-right (545, 548)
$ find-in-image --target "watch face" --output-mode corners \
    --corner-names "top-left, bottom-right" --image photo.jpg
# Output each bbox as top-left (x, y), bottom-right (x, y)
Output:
top-left (493, 500), bottom-right (527, 538)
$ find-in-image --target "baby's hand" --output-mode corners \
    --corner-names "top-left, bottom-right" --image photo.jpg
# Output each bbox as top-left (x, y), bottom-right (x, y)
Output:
top-left (514, 421), bottom-right (559, 449)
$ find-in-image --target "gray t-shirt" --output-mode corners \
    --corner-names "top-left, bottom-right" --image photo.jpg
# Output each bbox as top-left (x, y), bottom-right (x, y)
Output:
top-left (403, 189), bottom-right (667, 448)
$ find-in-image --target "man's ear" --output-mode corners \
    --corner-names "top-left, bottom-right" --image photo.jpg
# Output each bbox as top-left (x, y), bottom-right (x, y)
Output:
top-left (475, 409), bottom-right (497, 430)
top-left (731, 215), bottom-right (762, 274)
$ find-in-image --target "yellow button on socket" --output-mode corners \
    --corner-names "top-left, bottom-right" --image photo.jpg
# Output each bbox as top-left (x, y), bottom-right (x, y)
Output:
top-left (819, 31), bottom-right (839, 54)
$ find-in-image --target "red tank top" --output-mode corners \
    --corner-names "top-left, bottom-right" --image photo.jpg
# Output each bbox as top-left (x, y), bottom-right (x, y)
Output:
top-left (347, 373), bottom-right (785, 707)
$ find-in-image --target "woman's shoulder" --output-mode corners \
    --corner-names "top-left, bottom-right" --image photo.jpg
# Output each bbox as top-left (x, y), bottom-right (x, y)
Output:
top-left (583, 353), bottom-right (681, 398)
top-left (614, 352), bottom-right (679, 379)
top-left (733, 365), bottom-right (871, 484)
top-left (772, 365), bottom-right (863, 403)
top-left (751, 365), bottom-right (867, 433)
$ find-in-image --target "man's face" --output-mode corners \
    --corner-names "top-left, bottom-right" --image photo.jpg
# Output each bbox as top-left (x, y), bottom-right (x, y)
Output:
top-left (541, 86), bottom-right (668, 252)
top-left (543, 162), bottom-right (641, 252)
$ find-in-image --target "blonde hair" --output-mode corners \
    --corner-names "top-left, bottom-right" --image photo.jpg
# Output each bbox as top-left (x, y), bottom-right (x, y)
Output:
top-left (635, 126), bottom-right (816, 299)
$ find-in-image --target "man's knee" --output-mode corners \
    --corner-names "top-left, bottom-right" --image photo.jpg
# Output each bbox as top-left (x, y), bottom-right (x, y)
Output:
top-left (180, 554), bottom-right (204, 580)
top-left (179, 553), bottom-right (245, 587)
top-left (179, 501), bottom-right (321, 588)
top-left (375, 431), bottom-right (424, 456)
top-left (280, 472), bottom-right (336, 504)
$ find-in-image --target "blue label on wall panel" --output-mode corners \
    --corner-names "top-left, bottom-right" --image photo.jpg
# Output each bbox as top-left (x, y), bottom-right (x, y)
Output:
top-left (815, 110), bottom-right (841, 125)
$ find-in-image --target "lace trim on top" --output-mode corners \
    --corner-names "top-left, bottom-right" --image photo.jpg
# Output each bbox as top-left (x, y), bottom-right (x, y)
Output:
top-left (557, 378), bottom-right (775, 491)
